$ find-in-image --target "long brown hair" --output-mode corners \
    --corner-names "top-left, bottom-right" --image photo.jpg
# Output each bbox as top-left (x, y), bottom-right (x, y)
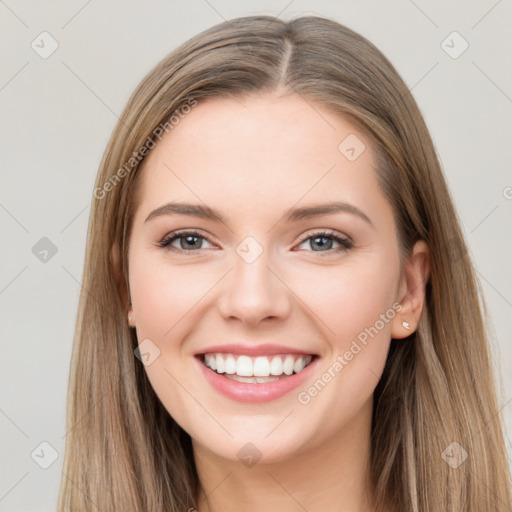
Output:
top-left (58, 15), bottom-right (511, 512)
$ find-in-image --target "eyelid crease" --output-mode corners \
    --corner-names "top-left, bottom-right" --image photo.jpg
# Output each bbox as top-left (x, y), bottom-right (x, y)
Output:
top-left (157, 229), bottom-right (354, 254)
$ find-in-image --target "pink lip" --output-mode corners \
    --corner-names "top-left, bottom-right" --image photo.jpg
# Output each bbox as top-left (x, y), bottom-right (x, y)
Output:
top-left (195, 354), bottom-right (319, 403)
top-left (194, 343), bottom-right (315, 357)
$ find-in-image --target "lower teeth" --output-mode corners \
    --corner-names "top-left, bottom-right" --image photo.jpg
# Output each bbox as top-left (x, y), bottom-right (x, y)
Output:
top-left (223, 373), bottom-right (289, 384)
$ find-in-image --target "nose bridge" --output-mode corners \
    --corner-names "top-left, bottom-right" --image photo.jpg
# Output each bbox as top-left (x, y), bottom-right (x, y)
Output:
top-left (217, 236), bottom-right (290, 324)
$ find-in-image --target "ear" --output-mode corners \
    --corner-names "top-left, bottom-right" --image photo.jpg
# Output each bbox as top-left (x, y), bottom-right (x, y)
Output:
top-left (111, 242), bottom-right (135, 326)
top-left (391, 239), bottom-right (431, 339)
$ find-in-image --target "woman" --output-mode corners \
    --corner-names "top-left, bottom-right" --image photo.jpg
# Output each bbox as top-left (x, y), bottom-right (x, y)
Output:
top-left (58, 14), bottom-right (511, 512)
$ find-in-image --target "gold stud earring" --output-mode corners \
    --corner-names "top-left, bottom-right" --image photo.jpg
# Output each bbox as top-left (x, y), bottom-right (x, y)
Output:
top-left (402, 321), bottom-right (411, 330)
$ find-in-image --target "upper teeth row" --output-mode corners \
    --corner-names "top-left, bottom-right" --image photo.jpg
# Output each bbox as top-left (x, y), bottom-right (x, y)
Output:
top-left (204, 353), bottom-right (313, 377)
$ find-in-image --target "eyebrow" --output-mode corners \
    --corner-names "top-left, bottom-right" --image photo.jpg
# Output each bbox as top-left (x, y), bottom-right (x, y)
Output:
top-left (144, 201), bottom-right (375, 229)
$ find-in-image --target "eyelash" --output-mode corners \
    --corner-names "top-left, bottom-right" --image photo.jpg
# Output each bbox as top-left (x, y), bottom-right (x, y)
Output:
top-left (157, 229), bottom-right (354, 255)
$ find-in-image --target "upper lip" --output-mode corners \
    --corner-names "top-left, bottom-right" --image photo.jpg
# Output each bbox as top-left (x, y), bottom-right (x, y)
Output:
top-left (194, 343), bottom-right (316, 357)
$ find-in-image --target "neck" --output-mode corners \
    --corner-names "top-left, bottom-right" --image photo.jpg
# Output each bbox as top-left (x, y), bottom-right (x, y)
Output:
top-left (193, 397), bottom-right (377, 512)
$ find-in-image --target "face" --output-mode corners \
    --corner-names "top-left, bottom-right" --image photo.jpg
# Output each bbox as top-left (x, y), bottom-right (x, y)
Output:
top-left (126, 92), bottom-right (407, 464)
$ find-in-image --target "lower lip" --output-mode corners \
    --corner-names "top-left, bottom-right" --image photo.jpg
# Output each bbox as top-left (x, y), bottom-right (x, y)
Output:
top-left (195, 355), bottom-right (319, 403)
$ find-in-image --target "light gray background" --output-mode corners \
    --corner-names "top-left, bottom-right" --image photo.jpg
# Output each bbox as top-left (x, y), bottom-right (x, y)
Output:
top-left (1, 1), bottom-right (511, 510)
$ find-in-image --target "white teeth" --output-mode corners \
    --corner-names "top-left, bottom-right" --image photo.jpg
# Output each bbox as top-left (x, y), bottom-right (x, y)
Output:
top-left (255, 376), bottom-right (278, 383)
top-left (283, 355), bottom-right (295, 375)
top-left (215, 354), bottom-right (225, 374)
top-left (270, 356), bottom-right (283, 375)
top-left (225, 374), bottom-right (282, 384)
top-left (205, 354), bottom-right (216, 370)
top-left (236, 355), bottom-right (253, 377)
top-left (224, 355), bottom-right (236, 374)
top-left (203, 353), bottom-right (313, 379)
top-left (293, 357), bottom-right (306, 373)
top-left (253, 356), bottom-right (270, 377)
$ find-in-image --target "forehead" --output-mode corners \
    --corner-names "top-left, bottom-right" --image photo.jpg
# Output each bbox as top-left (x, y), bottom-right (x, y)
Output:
top-left (147, 93), bottom-right (368, 169)
top-left (134, 93), bottom-right (391, 229)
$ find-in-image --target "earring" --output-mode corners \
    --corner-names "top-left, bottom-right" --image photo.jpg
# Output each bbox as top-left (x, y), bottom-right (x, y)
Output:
top-left (402, 321), bottom-right (411, 330)
top-left (128, 314), bottom-right (133, 324)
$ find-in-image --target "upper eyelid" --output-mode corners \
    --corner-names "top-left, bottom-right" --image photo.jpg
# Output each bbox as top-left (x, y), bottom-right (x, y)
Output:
top-left (158, 230), bottom-right (218, 250)
top-left (297, 229), bottom-right (350, 242)
top-left (160, 229), bottom-right (352, 249)
top-left (162, 229), bottom-right (217, 244)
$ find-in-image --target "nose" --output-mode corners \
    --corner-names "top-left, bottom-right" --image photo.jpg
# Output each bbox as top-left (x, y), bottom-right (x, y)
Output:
top-left (217, 249), bottom-right (291, 327)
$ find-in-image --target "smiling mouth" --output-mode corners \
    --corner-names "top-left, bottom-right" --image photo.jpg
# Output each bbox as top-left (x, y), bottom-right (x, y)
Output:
top-left (199, 353), bottom-right (317, 384)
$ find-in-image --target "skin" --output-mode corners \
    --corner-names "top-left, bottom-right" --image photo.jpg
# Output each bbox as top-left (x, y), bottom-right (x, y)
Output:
top-left (124, 91), bottom-right (430, 512)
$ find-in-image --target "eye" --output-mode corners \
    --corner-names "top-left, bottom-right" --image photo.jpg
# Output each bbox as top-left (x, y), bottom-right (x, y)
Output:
top-left (295, 230), bottom-right (353, 254)
top-left (158, 230), bottom-right (215, 253)
top-left (157, 229), bottom-right (353, 255)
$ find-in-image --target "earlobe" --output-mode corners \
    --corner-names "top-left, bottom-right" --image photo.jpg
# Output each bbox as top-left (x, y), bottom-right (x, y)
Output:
top-left (391, 309), bottom-right (415, 339)
top-left (127, 309), bottom-right (135, 327)
top-left (391, 240), bottom-right (431, 339)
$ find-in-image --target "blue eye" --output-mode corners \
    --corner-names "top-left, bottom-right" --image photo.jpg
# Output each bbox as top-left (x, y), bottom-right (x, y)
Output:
top-left (158, 231), bottom-right (213, 252)
top-left (296, 230), bottom-right (353, 253)
top-left (158, 229), bottom-right (353, 254)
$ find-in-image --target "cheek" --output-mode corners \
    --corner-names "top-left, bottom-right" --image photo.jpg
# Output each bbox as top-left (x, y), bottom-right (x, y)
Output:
top-left (285, 256), bottom-right (399, 348)
top-left (129, 254), bottom-right (210, 338)
top-left (128, 254), bottom-right (210, 421)
top-left (290, 257), bottom-right (398, 427)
